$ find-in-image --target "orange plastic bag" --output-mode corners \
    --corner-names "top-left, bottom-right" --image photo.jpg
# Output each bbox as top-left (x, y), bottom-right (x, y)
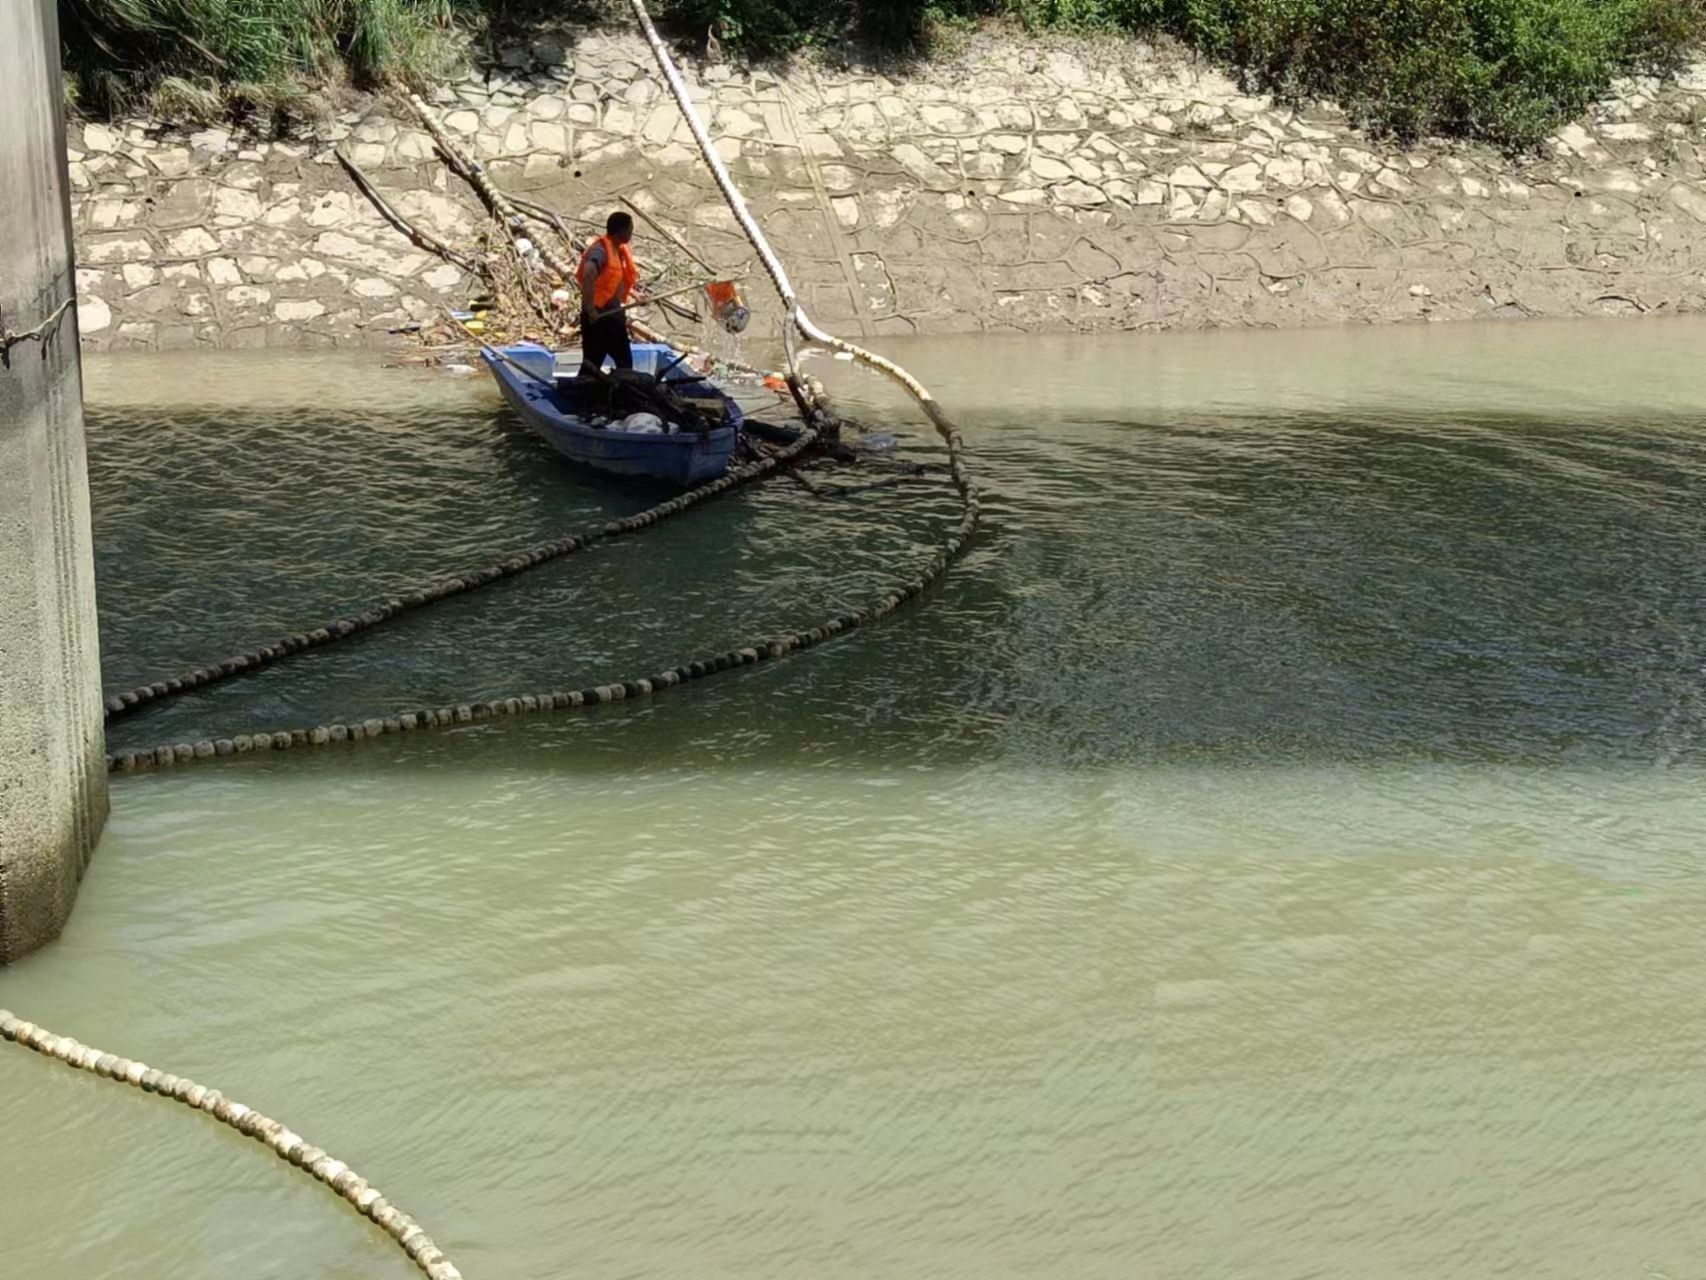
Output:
top-left (705, 280), bottom-right (750, 334)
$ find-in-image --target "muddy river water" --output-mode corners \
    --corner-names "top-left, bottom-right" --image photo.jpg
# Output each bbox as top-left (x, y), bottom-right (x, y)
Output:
top-left (6, 318), bottom-right (1706, 1279)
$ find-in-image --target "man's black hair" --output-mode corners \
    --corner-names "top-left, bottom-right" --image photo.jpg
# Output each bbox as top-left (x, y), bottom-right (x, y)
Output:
top-left (607, 211), bottom-right (634, 237)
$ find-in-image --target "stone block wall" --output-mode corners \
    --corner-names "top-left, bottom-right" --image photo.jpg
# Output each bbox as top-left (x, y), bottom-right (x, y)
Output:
top-left (66, 31), bottom-right (1706, 349)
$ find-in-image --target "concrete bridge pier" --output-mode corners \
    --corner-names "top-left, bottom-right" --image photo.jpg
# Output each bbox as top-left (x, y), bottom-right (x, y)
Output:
top-left (0, 0), bottom-right (108, 963)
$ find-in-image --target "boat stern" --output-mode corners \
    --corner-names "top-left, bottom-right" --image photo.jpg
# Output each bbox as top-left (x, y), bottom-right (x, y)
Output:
top-left (482, 342), bottom-right (557, 385)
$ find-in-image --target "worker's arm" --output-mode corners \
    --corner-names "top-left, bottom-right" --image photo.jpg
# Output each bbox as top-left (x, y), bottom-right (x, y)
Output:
top-left (578, 257), bottom-right (600, 317)
top-left (579, 243), bottom-right (607, 319)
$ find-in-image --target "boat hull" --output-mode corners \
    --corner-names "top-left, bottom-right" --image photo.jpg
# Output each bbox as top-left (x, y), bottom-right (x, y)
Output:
top-left (481, 342), bottom-right (741, 488)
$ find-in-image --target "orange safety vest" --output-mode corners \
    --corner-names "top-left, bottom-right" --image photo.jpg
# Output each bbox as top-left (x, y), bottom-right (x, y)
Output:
top-left (579, 234), bottom-right (638, 312)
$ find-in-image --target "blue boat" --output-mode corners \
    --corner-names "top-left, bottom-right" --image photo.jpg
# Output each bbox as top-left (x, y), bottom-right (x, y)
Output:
top-left (481, 341), bottom-right (744, 488)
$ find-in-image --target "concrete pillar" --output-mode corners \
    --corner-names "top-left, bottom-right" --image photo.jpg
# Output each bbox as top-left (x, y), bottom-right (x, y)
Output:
top-left (0, 0), bottom-right (108, 963)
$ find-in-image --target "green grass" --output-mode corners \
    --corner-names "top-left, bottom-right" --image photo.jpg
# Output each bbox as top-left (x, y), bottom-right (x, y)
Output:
top-left (60, 0), bottom-right (461, 118)
top-left (1147, 0), bottom-right (1706, 147)
top-left (693, 0), bottom-right (1706, 146)
top-left (60, 0), bottom-right (1706, 146)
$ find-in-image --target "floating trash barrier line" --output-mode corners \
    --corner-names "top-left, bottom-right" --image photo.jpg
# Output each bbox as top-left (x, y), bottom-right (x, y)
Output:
top-left (102, 428), bottom-right (820, 724)
top-left (0, 1010), bottom-right (465, 1280)
top-left (107, 453), bottom-right (978, 774)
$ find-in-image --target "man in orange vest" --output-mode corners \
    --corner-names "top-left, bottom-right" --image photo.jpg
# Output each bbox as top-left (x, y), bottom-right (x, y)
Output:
top-left (577, 210), bottom-right (645, 378)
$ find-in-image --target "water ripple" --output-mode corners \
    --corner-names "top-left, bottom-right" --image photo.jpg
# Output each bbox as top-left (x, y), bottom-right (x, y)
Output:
top-left (11, 337), bottom-right (1706, 1278)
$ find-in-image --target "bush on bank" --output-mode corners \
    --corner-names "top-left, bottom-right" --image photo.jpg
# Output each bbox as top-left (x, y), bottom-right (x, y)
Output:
top-left (60, 0), bottom-right (1706, 148)
top-left (1102, 0), bottom-right (1706, 147)
top-left (59, 0), bottom-right (461, 116)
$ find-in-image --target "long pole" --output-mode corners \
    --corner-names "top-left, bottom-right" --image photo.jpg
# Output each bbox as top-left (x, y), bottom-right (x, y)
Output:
top-left (620, 0), bottom-right (964, 446)
top-left (593, 273), bottom-right (746, 320)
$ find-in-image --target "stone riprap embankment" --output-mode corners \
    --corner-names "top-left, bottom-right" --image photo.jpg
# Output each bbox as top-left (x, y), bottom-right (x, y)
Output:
top-left (67, 30), bottom-right (1706, 348)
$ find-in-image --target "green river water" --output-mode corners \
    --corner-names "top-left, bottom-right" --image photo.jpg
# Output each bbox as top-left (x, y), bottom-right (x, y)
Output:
top-left (5, 319), bottom-right (1706, 1279)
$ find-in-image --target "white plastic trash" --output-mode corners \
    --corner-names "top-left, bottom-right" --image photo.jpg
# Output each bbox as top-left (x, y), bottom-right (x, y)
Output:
top-left (620, 412), bottom-right (665, 434)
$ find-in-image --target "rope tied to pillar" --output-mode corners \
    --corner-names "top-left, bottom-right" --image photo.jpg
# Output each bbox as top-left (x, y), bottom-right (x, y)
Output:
top-left (0, 296), bottom-right (74, 368)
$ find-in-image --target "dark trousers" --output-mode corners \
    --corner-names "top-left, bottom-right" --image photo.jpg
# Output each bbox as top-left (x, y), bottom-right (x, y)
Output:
top-left (579, 311), bottom-right (633, 377)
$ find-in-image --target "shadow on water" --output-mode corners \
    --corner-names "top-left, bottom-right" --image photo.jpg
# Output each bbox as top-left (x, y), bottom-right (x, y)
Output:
top-left (90, 384), bottom-right (1706, 773)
